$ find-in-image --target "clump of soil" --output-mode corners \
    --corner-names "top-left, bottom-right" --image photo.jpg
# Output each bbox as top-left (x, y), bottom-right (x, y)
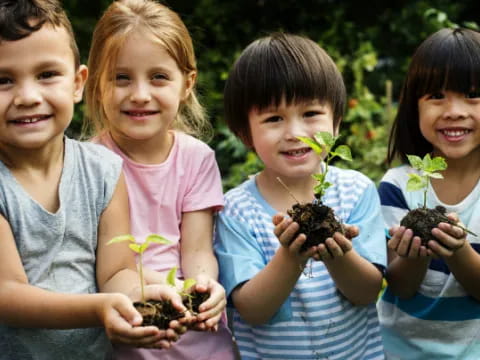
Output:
top-left (400, 205), bottom-right (454, 246)
top-left (183, 290), bottom-right (210, 314)
top-left (287, 202), bottom-right (343, 251)
top-left (134, 300), bottom-right (184, 329)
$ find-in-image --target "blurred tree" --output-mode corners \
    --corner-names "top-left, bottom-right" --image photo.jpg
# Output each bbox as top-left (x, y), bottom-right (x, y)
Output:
top-left (62, 0), bottom-right (479, 187)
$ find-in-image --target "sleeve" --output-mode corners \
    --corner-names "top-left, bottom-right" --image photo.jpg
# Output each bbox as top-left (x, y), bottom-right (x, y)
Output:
top-left (183, 148), bottom-right (224, 213)
top-left (347, 182), bottom-right (387, 269)
top-left (214, 211), bottom-right (292, 323)
top-left (378, 167), bottom-right (410, 230)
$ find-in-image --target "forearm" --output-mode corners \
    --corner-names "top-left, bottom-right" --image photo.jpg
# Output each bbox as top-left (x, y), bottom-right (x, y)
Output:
top-left (324, 250), bottom-right (383, 305)
top-left (446, 243), bottom-right (480, 301)
top-left (233, 247), bottom-right (304, 325)
top-left (100, 267), bottom-right (140, 297)
top-left (386, 255), bottom-right (430, 299)
top-left (0, 281), bottom-right (112, 328)
top-left (181, 250), bottom-right (219, 280)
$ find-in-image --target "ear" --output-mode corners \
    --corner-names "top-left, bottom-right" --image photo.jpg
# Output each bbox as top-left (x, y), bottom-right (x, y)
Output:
top-left (73, 65), bottom-right (88, 103)
top-left (182, 70), bottom-right (196, 101)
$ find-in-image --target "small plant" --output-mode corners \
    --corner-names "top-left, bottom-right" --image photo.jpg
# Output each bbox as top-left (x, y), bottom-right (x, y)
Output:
top-left (284, 131), bottom-right (352, 251)
top-left (400, 154), bottom-right (476, 245)
top-left (107, 234), bottom-right (184, 329)
top-left (166, 267), bottom-right (210, 314)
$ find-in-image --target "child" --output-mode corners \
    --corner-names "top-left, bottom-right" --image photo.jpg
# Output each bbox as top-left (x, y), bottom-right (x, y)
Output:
top-left (84, 0), bottom-right (236, 359)
top-left (377, 28), bottom-right (480, 359)
top-left (0, 0), bottom-right (188, 359)
top-left (214, 32), bottom-right (387, 359)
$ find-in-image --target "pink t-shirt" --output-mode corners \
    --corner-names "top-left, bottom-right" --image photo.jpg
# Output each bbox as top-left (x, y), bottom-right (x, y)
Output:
top-left (95, 131), bottom-right (236, 360)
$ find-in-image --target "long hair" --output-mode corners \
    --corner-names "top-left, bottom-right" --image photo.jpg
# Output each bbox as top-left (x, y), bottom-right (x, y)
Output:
top-left (83, 0), bottom-right (210, 140)
top-left (388, 28), bottom-right (480, 164)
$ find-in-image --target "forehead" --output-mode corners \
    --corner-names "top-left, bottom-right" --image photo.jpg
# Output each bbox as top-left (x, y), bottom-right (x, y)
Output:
top-left (0, 24), bottom-right (75, 70)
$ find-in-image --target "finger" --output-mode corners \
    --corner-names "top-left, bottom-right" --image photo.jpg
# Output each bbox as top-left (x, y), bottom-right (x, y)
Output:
top-left (395, 228), bottom-right (413, 256)
top-left (110, 326), bottom-right (163, 346)
top-left (446, 212), bottom-right (459, 223)
top-left (273, 213), bottom-right (286, 226)
top-left (406, 236), bottom-right (421, 258)
top-left (437, 222), bottom-right (466, 240)
top-left (387, 226), bottom-right (404, 251)
top-left (197, 301), bottom-right (226, 323)
top-left (333, 232), bottom-right (353, 253)
top-left (289, 233), bottom-right (307, 254)
top-left (343, 224), bottom-right (359, 239)
top-left (325, 237), bottom-right (343, 258)
top-left (277, 221), bottom-right (301, 247)
top-left (273, 217), bottom-right (292, 238)
top-left (317, 243), bottom-right (332, 261)
top-left (431, 227), bottom-right (462, 250)
top-left (427, 239), bottom-right (454, 258)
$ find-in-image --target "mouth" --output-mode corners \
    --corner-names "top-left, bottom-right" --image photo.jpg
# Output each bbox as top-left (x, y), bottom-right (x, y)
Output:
top-left (438, 128), bottom-right (471, 141)
top-left (281, 148), bottom-right (312, 157)
top-left (122, 110), bottom-right (160, 117)
top-left (9, 114), bottom-right (51, 124)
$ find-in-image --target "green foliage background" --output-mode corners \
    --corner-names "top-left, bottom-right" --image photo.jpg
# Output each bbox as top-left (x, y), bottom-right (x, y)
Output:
top-left (63, 0), bottom-right (480, 189)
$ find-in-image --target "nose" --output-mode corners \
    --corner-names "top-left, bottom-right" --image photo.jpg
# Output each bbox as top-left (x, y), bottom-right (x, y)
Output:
top-left (13, 81), bottom-right (42, 107)
top-left (129, 82), bottom-right (151, 104)
top-left (284, 117), bottom-right (305, 141)
top-left (443, 96), bottom-right (468, 120)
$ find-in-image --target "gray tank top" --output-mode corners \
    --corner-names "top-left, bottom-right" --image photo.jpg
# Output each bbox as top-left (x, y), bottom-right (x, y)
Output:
top-left (0, 138), bottom-right (122, 360)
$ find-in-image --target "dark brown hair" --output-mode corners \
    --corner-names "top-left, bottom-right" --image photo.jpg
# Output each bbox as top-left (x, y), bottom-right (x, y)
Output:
top-left (0, 0), bottom-right (80, 68)
top-left (223, 32), bottom-right (346, 147)
top-left (388, 28), bottom-right (480, 164)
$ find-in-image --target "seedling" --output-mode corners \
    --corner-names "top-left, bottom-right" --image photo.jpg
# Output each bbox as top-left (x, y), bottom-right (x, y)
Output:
top-left (405, 154), bottom-right (447, 208)
top-left (165, 266), bottom-right (208, 314)
top-left (107, 234), bottom-right (170, 303)
top-left (284, 131), bottom-right (353, 251)
top-left (401, 154), bottom-right (476, 242)
top-left (297, 131), bottom-right (352, 200)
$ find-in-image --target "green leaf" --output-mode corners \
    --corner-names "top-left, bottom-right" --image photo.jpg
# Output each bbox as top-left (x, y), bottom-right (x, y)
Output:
top-left (312, 173), bottom-right (325, 182)
top-left (427, 172), bottom-right (444, 179)
top-left (406, 155), bottom-right (423, 170)
top-left (296, 136), bottom-right (323, 155)
top-left (128, 243), bottom-right (141, 254)
top-left (406, 174), bottom-right (427, 192)
top-left (166, 266), bottom-right (177, 287)
top-left (145, 234), bottom-right (171, 245)
top-left (332, 145), bottom-right (352, 162)
top-left (138, 242), bottom-right (149, 254)
top-left (313, 184), bottom-right (324, 196)
top-left (323, 181), bottom-right (332, 190)
top-left (314, 131), bottom-right (336, 148)
top-left (183, 278), bottom-right (197, 292)
top-left (422, 153), bottom-right (433, 170)
top-left (428, 157), bottom-right (448, 172)
top-left (107, 234), bottom-right (135, 245)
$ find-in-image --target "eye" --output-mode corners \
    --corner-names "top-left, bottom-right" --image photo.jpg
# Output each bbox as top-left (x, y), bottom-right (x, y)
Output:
top-left (466, 90), bottom-right (480, 99)
top-left (263, 115), bottom-right (282, 123)
top-left (152, 73), bottom-right (168, 81)
top-left (304, 111), bottom-right (323, 118)
top-left (0, 77), bottom-right (13, 85)
top-left (115, 73), bottom-right (130, 85)
top-left (38, 71), bottom-right (60, 80)
top-left (427, 92), bottom-right (444, 100)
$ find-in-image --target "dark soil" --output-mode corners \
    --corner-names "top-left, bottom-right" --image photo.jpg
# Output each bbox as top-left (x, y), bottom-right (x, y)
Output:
top-left (134, 300), bottom-right (184, 329)
top-left (183, 290), bottom-right (210, 314)
top-left (287, 202), bottom-right (343, 251)
top-left (400, 205), bottom-right (454, 246)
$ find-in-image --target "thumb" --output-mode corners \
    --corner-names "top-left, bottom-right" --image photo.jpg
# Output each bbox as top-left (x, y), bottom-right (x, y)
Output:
top-left (272, 213), bottom-right (286, 226)
top-left (114, 296), bottom-right (143, 326)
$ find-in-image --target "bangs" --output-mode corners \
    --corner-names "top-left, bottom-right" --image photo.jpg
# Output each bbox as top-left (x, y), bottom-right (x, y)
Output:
top-left (410, 28), bottom-right (480, 98)
top-left (236, 34), bottom-right (344, 113)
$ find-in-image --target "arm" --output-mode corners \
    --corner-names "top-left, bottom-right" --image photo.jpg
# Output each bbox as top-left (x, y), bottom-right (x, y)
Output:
top-left (180, 209), bottom-right (225, 329)
top-left (430, 216), bottom-right (480, 301)
top-left (384, 226), bottom-right (430, 298)
top-left (230, 215), bottom-right (318, 325)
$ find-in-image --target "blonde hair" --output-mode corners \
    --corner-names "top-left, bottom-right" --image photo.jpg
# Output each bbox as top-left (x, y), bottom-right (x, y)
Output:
top-left (83, 0), bottom-right (210, 140)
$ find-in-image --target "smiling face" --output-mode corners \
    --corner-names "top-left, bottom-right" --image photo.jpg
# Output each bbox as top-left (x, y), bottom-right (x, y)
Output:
top-left (418, 90), bottom-right (480, 162)
top-left (249, 99), bottom-right (336, 182)
top-left (0, 24), bottom-right (87, 152)
top-left (103, 30), bottom-right (194, 145)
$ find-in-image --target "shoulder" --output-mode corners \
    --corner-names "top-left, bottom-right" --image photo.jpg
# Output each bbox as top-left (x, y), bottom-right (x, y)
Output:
top-left (67, 137), bottom-right (122, 168)
top-left (176, 132), bottom-right (214, 157)
top-left (222, 179), bottom-right (259, 217)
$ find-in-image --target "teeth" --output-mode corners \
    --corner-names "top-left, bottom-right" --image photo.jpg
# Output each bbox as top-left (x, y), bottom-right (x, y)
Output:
top-left (286, 149), bottom-right (309, 156)
top-left (16, 116), bottom-right (44, 123)
top-left (129, 112), bottom-right (152, 116)
top-left (442, 129), bottom-right (469, 137)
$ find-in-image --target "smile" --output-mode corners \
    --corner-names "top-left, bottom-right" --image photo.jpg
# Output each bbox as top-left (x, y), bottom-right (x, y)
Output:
top-left (282, 148), bottom-right (311, 156)
top-left (440, 129), bottom-right (471, 137)
top-left (9, 115), bottom-right (51, 124)
top-left (123, 111), bottom-right (159, 116)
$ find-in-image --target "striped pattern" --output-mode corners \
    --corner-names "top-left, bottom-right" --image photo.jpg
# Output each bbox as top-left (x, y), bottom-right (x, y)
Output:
top-left (215, 167), bottom-right (386, 359)
top-left (377, 165), bottom-right (480, 359)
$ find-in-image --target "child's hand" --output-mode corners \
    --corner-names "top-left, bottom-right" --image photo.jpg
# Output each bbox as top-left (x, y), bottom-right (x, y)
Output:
top-left (313, 231), bottom-right (353, 262)
top-left (272, 213), bottom-right (319, 263)
top-left (388, 226), bottom-right (429, 259)
top-left (429, 213), bottom-right (467, 258)
top-left (190, 275), bottom-right (227, 331)
top-left (99, 292), bottom-right (177, 349)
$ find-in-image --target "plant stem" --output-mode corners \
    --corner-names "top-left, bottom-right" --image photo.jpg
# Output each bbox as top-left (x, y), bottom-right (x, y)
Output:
top-left (139, 253), bottom-right (145, 303)
top-left (423, 182), bottom-right (428, 208)
top-left (276, 177), bottom-right (300, 203)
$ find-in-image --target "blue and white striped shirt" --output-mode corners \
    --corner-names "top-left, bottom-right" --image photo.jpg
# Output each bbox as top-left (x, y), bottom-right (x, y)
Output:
top-left (215, 167), bottom-right (386, 359)
top-left (378, 165), bottom-right (480, 360)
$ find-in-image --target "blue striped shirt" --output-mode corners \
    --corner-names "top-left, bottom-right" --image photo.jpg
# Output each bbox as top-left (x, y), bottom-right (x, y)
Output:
top-left (215, 167), bottom-right (386, 359)
top-left (377, 165), bottom-right (480, 359)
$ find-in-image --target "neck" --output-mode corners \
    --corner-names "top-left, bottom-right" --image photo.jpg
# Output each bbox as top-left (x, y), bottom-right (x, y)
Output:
top-left (0, 136), bottom-right (64, 173)
top-left (110, 130), bottom-right (174, 165)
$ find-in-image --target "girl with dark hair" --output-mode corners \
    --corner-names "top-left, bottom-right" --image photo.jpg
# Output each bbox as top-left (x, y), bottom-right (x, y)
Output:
top-left (378, 28), bottom-right (480, 359)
